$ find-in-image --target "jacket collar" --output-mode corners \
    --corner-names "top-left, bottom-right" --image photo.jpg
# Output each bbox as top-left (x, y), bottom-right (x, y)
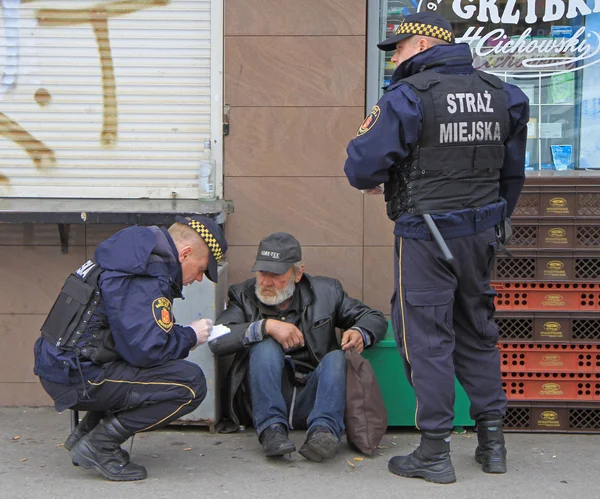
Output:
top-left (389, 42), bottom-right (474, 87)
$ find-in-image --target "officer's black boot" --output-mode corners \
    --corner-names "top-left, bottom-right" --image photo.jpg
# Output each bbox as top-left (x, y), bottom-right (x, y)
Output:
top-left (259, 423), bottom-right (296, 457)
top-left (388, 430), bottom-right (456, 484)
top-left (71, 415), bottom-right (147, 481)
top-left (64, 411), bottom-right (104, 451)
top-left (475, 418), bottom-right (507, 474)
top-left (65, 411), bottom-right (130, 466)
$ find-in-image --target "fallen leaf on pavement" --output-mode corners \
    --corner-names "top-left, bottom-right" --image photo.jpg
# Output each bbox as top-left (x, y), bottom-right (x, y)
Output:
top-left (20, 458), bottom-right (27, 462)
top-left (57, 444), bottom-right (64, 447)
top-left (353, 457), bottom-right (364, 461)
top-left (12, 436), bottom-right (20, 440)
top-left (347, 460), bottom-right (356, 468)
top-left (183, 448), bottom-right (192, 451)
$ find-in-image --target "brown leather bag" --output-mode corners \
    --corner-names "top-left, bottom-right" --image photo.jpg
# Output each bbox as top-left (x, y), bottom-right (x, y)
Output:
top-left (344, 350), bottom-right (388, 455)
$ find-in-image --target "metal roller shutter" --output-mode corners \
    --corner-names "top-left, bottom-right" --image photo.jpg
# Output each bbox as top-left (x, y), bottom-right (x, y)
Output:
top-left (0, 0), bottom-right (222, 199)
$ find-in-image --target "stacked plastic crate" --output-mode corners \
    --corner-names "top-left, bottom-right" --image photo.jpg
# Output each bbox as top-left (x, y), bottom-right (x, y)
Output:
top-left (492, 178), bottom-right (600, 433)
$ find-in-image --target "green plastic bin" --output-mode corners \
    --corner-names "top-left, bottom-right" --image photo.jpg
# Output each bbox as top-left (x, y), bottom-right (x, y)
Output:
top-left (362, 323), bottom-right (474, 427)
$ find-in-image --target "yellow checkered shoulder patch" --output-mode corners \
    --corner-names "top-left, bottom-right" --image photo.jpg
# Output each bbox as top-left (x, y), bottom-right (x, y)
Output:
top-left (188, 220), bottom-right (224, 262)
top-left (395, 22), bottom-right (454, 43)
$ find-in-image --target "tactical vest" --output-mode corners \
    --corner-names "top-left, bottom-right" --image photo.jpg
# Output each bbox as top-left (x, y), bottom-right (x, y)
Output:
top-left (385, 70), bottom-right (508, 221)
top-left (41, 260), bottom-right (119, 364)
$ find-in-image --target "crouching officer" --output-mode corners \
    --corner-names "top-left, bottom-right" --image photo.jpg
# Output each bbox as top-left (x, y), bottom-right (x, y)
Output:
top-left (33, 215), bottom-right (228, 481)
top-left (343, 12), bottom-right (529, 484)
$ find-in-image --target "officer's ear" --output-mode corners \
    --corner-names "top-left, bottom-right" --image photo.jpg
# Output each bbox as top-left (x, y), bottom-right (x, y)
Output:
top-left (417, 37), bottom-right (430, 52)
top-left (178, 245), bottom-right (193, 263)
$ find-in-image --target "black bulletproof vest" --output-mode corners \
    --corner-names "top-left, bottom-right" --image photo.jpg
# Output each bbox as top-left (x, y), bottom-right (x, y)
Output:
top-left (386, 70), bottom-right (508, 219)
top-left (41, 260), bottom-right (119, 364)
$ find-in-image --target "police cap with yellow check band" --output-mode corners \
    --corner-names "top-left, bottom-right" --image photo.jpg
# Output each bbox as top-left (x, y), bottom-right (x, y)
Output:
top-left (377, 12), bottom-right (455, 52)
top-left (175, 215), bottom-right (227, 283)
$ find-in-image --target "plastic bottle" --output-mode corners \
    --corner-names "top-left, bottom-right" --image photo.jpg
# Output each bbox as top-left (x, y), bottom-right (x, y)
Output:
top-left (198, 139), bottom-right (215, 199)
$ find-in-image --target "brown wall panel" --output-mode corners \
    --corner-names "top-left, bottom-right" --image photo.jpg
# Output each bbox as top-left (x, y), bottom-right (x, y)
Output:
top-left (225, 36), bottom-right (365, 107)
top-left (0, 247), bottom-right (86, 315)
top-left (363, 246), bottom-right (394, 314)
top-left (226, 0), bottom-right (365, 36)
top-left (0, 316), bottom-right (44, 383)
top-left (224, 107), bottom-right (363, 177)
top-left (224, 177), bottom-right (363, 246)
top-left (0, 223), bottom-right (85, 246)
top-left (364, 195), bottom-right (394, 246)
top-left (0, 383), bottom-right (52, 406)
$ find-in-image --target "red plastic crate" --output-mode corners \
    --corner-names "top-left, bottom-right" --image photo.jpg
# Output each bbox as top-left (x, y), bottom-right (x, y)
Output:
top-left (502, 372), bottom-right (600, 401)
top-left (500, 343), bottom-right (600, 372)
top-left (492, 282), bottom-right (600, 311)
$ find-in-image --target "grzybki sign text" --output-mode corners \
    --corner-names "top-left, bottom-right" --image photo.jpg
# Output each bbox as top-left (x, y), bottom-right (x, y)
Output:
top-left (419, 0), bottom-right (600, 76)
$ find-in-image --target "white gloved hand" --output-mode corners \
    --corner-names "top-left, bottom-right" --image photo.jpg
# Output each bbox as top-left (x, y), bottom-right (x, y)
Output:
top-left (189, 318), bottom-right (213, 348)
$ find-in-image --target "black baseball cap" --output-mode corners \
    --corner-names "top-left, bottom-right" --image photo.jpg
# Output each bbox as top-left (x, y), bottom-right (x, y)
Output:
top-left (251, 232), bottom-right (302, 274)
top-left (175, 215), bottom-right (228, 283)
top-left (377, 12), bottom-right (455, 52)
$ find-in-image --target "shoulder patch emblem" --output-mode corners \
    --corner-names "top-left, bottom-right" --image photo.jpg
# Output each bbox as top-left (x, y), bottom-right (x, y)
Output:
top-left (357, 105), bottom-right (381, 136)
top-left (152, 297), bottom-right (173, 333)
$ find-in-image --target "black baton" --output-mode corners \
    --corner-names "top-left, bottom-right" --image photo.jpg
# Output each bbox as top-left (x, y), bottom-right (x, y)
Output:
top-left (423, 214), bottom-right (454, 263)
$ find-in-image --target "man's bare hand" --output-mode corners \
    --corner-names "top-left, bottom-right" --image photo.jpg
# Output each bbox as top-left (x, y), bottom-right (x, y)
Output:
top-left (341, 329), bottom-right (364, 354)
top-left (265, 319), bottom-right (305, 350)
top-left (189, 318), bottom-right (213, 348)
top-left (360, 185), bottom-right (384, 195)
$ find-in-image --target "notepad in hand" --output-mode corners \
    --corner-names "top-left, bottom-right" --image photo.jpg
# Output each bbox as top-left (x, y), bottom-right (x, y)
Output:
top-left (208, 324), bottom-right (231, 342)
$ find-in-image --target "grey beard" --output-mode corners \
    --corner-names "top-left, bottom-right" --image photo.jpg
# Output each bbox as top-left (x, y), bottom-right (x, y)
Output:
top-left (256, 279), bottom-right (296, 306)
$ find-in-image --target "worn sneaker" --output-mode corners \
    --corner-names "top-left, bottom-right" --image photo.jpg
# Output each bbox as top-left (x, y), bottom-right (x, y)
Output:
top-left (259, 424), bottom-right (296, 457)
top-left (298, 426), bottom-right (338, 462)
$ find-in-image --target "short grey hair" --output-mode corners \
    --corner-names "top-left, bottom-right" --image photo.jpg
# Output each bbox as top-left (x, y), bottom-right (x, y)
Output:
top-left (293, 261), bottom-right (304, 273)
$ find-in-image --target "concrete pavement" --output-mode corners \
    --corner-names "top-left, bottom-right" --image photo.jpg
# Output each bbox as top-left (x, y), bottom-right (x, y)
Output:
top-left (1, 407), bottom-right (599, 499)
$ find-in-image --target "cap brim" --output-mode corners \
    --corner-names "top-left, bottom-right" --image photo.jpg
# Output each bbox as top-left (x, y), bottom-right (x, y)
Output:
top-left (377, 32), bottom-right (412, 51)
top-left (205, 253), bottom-right (218, 283)
top-left (251, 260), bottom-right (293, 274)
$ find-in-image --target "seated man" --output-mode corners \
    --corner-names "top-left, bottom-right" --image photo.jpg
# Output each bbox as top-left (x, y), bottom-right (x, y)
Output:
top-left (34, 215), bottom-right (227, 481)
top-left (210, 232), bottom-right (387, 461)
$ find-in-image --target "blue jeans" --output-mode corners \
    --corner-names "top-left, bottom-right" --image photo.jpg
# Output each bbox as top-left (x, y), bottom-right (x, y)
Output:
top-left (248, 337), bottom-right (346, 440)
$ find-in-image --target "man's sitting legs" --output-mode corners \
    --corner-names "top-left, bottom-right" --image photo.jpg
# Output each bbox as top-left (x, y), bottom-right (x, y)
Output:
top-left (295, 349), bottom-right (346, 462)
top-left (249, 337), bottom-right (296, 456)
top-left (249, 338), bottom-right (347, 461)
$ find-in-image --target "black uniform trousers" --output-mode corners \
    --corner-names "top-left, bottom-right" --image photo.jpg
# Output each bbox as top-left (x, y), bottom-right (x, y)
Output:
top-left (390, 226), bottom-right (507, 432)
top-left (41, 359), bottom-right (206, 433)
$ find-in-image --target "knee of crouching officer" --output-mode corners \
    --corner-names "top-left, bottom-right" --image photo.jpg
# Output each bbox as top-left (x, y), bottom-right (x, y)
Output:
top-left (177, 361), bottom-right (206, 408)
top-left (191, 367), bottom-right (207, 407)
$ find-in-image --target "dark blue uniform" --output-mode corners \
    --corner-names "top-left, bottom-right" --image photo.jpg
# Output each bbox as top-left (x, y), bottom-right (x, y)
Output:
top-left (344, 43), bottom-right (529, 432)
top-left (34, 225), bottom-right (206, 433)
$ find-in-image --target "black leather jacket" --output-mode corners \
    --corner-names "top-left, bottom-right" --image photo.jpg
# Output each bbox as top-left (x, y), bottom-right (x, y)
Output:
top-left (209, 273), bottom-right (388, 429)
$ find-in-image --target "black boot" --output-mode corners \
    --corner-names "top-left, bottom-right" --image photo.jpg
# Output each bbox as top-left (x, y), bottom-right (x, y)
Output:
top-left (298, 426), bottom-right (338, 462)
top-left (65, 412), bottom-right (131, 466)
top-left (388, 431), bottom-right (456, 484)
top-left (259, 424), bottom-right (296, 457)
top-left (71, 415), bottom-right (147, 481)
top-left (475, 418), bottom-right (507, 474)
top-left (64, 411), bottom-right (104, 451)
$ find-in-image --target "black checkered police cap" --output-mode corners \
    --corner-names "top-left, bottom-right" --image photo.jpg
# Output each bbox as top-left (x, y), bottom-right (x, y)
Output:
top-left (377, 12), bottom-right (455, 52)
top-left (175, 215), bottom-right (227, 283)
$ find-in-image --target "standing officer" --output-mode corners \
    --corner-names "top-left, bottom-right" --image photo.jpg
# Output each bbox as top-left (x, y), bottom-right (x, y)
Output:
top-left (344, 12), bottom-right (529, 484)
top-left (33, 215), bottom-right (227, 481)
